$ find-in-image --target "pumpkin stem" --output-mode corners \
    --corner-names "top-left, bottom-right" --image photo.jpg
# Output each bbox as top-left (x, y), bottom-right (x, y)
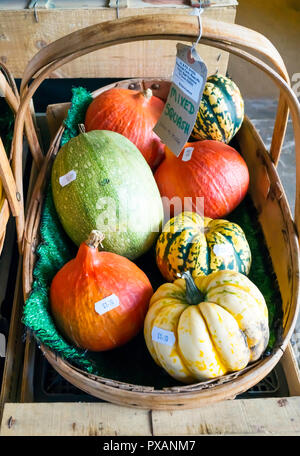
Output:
top-left (181, 271), bottom-right (205, 306)
top-left (86, 230), bottom-right (105, 249)
top-left (78, 123), bottom-right (86, 134)
top-left (143, 88), bottom-right (153, 100)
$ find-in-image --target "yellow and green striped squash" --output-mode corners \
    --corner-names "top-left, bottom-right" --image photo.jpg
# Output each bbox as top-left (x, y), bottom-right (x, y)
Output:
top-left (156, 212), bottom-right (251, 282)
top-left (144, 270), bottom-right (269, 383)
top-left (191, 74), bottom-right (244, 144)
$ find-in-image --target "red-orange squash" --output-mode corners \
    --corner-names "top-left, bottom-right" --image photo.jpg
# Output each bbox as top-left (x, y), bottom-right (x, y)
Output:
top-left (85, 87), bottom-right (165, 170)
top-left (50, 231), bottom-right (153, 352)
top-left (154, 140), bottom-right (249, 219)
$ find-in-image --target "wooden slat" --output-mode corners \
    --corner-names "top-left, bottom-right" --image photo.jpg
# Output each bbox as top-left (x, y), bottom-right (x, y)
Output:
top-left (281, 344), bottom-right (300, 397)
top-left (0, 403), bottom-right (152, 436)
top-left (0, 259), bottom-right (24, 420)
top-left (0, 0), bottom-right (237, 9)
top-left (151, 397), bottom-right (300, 435)
top-left (0, 7), bottom-right (235, 79)
top-left (1, 397), bottom-right (300, 436)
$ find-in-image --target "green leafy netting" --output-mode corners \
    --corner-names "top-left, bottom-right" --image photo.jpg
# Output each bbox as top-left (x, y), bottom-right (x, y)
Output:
top-left (61, 87), bottom-right (93, 147)
top-left (22, 86), bottom-right (283, 384)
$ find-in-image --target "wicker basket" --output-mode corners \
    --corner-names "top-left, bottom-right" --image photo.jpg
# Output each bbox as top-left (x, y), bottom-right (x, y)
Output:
top-left (14, 15), bottom-right (300, 409)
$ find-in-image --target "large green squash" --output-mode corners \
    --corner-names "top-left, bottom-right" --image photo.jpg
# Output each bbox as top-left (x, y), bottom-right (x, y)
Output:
top-left (51, 130), bottom-right (164, 260)
top-left (191, 74), bottom-right (244, 144)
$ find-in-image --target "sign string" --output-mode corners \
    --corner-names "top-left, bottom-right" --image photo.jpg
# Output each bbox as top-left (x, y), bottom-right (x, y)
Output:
top-left (190, 1), bottom-right (204, 52)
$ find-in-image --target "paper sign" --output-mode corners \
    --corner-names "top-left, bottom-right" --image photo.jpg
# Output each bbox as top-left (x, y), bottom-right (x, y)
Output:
top-left (151, 326), bottom-right (176, 347)
top-left (59, 170), bottom-right (77, 187)
top-left (172, 57), bottom-right (204, 103)
top-left (95, 294), bottom-right (120, 316)
top-left (153, 43), bottom-right (207, 157)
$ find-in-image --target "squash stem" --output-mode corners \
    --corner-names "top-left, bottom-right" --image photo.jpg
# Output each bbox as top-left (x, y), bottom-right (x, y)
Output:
top-left (181, 271), bottom-right (205, 305)
top-left (78, 123), bottom-right (86, 134)
top-left (86, 230), bottom-right (105, 249)
top-left (143, 88), bottom-right (152, 100)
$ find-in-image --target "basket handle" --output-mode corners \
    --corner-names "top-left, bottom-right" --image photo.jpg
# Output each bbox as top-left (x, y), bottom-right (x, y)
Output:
top-left (0, 65), bottom-right (43, 169)
top-left (13, 14), bottom-right (298, 252)
top-left (0, 138), bottom-right (20, 217)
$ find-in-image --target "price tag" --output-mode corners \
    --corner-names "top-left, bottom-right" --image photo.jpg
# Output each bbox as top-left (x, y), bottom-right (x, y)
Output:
top-left (151, 326), bottom-right (176, 347)
top-left (213, 244), bottom-right (234, 258)
top-left (182, 146), bottom-right (194, 162)
top-left (95, 294), bottom-right (120, 316)
top-left (0, 333), bottom-right (6, 358)
top-left (59, 170), bottom-right (77, 187)
top-left (153, 43), bottom-right (207, 157)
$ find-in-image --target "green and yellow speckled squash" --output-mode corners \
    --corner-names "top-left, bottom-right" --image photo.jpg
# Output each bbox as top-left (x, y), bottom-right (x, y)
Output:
top-left (191, 74), bottom-right (244, 144)
top-left (156, 212), bottom-right (251, 282)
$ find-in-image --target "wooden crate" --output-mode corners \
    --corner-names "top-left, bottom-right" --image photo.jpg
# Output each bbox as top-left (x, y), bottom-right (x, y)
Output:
top-left (0, 0), bottom-right (237, 79)
top-left (1, 95), bottom-right (300, 435)
top-left (2, 10), bottom-right (300, 435)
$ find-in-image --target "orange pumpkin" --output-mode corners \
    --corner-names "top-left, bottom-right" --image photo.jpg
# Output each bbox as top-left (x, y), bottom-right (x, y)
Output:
top-left (85, 87), bottom-right (165, 170)
top-left (154, 140), bottom-right (249, 219)
top-left (50, 231), bottom-right (153, 352)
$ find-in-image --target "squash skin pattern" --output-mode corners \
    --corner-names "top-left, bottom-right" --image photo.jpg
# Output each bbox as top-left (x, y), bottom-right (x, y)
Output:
top-left (144, 270), bottom-right (269, 383)
top-left (51, 130), bottom-right (164, 260)
top-left (191, 74), bottom-right (244, 144)
top-left (156, 212), bottom-right (251, 282)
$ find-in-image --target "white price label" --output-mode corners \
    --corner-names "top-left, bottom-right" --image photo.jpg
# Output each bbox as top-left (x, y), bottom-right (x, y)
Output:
top-left (182, 147), bottom-right (194, 162)
top-left (151, 326), bottom-right (176, 347)
top-left (213, 243), bottom-right (234, 258)
top-left (59, 170), bottom-right (77, 187)
top-left (95, 294), bottom-right (120, 316)
top-left (172, 57), bottom-right (204, 103)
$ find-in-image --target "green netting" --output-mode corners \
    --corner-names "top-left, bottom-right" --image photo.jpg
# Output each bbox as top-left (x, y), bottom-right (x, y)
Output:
top-left (60, 87), bottom-right (93, 147)
top-left (22, 86), bottom-right (283, 384)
